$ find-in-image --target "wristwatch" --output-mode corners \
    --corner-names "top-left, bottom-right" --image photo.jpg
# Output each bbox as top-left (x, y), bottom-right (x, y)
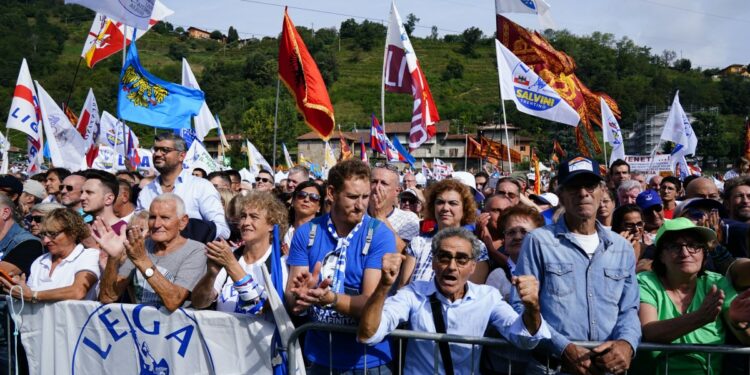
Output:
top-left (144, 265), bottom-right (157, 279)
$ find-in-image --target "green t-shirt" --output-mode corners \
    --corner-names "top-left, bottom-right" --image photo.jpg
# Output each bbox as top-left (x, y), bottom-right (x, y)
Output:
top-left (632, 270), bottom-right (737, 375)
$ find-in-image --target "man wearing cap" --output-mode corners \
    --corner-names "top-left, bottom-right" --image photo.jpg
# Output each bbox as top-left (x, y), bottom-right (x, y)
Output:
top-left (636, 190), bottom-right (665, 244)
top-left (453, 171), bottom-right (485, 209)
top-left (0, 175), bottom-right (23, 205)
top-left (513, 156), bottom-right (641, 375)
top-left (399, 188), bottom-right (423, 217)
top-left (530, 193), bottom-right (560, 225)
top-left (19, 180), bottom-right (45, 216)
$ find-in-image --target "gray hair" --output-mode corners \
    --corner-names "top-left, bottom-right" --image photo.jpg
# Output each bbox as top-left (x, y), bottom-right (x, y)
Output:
top-left (0, 195), bottom-right (21, 223)
top-left (431, 227), bottom-right (482, 260)
top-left (154, 132), bottom-right (187, 152)
top-left (617, 179), bottom-right (642, 195)
top-left (150, 193), bottom-right (186, 217)
top-left (30, 202), bottom-right (65, 215)
top-left (288, 165), bottom-right (310, 179)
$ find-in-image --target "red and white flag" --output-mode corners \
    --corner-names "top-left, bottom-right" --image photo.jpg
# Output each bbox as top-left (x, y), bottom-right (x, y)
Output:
top-left (383, 2), bottom-right (439, 149)
top-left (5, 59), bottom-right (43, 174)
top-left (80, 1), bottom-right (173, 68)
top-left (76, 88), bottom-right (101, 167)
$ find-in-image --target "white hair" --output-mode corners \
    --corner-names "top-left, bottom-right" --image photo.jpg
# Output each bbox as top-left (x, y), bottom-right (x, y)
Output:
top-left (151, 193), bottom-right (186, 217)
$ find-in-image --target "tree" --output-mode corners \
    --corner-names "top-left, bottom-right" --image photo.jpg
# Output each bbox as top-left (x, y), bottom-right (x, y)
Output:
top-left (210, 30), bottom-right (224, 41)
top-left (167, 43), bottom-right (188, 61)
top-left (429, 26), bottom-right (439, 41)
top-left (175, 26), bottom-right (185, 34)
top-left (459, 27), bottom-right (483, 57)
top-left (673, 58), bottom-right (692, 72)
top-left (404, 13), bottom-right (420, 36)
top-left (339, 18), bottom-right (358, 38)
top-left (227, 26), bottom-right (239, 43)
top-left (442, 58), bottom-right (463, 80)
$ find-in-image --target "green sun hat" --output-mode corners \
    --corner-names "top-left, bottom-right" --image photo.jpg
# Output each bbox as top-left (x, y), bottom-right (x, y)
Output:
top-left (654, 217), bottom-right (717, 248)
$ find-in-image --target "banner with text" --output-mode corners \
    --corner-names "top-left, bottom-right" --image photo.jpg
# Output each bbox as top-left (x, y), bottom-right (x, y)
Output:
top-left (624, 154), bottom-right (672, 173)
top-left (14, 299), bottom-right (277, 375)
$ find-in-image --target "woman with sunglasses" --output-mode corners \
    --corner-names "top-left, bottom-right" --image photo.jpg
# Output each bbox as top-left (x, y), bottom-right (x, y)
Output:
top-left (284, 181), bottom-right (325, 251)
top-left (632, 218), bottom-right (750, 374)
top-left (26, 202), bottom-right (64, 237)
top-left (398, 179), bottom-right (490, 287)
top-left (2, 208), bottom-right (100, 302)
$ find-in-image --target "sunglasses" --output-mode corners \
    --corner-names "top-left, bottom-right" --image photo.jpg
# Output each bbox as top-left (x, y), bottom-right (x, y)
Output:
top-left (61, 185), bottom-right (76, 192)
top-left (30, 215), bottom-right (44, 224)
top-left (255, 177), bottom-right (272, 183)
top-left (39, 230), bottom-right (62, 239)
top-left (434, 251), bottom-right (474, 267)
top-left (374, 162), bottom-right (399, 172)
top-left (401, 198), bottom-right (418, 205)
top-left (295, 191), bottom-right (321, 203)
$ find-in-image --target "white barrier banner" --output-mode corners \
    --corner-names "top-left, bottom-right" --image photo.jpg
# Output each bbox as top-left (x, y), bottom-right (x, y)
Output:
top-left (623, 154), bottom-right (672, 173)
top-left (14, 300), bottom-right (276, 374)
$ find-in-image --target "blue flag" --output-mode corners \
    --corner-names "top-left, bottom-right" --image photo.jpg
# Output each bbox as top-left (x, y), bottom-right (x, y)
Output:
top-left (118, 41), bottom-right (204, 130)
top-left (392, 136), bottom-right (416, 167)
top-left (175, 128), bottom-right (198, 150)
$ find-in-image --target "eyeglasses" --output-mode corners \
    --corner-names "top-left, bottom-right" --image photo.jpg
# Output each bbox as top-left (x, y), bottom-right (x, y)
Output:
top-left (495, 190), bottom-right (518, 200)
top-left (255, 177), bottom-right (272, 183)
top-left (622, 222), bottom-right (645, 231)
top-left (39, 230), bottom-right (63, 239)
top-left (30, 215), bottom-right (44, 224)
top-left (374, 162), bottom-right (399, 172)
top-left (295, 191), bottom-right (321, 203)
top-left (435, 251), bottom-right (474, 266)
top-left (401, 198), bottom-right (418, 205)
top-left (61, 185), bottom-right (76, 192)
top-left (152, 146), bottom-right (179, 154)
top-left (664, 242), bottom-right (704, 255)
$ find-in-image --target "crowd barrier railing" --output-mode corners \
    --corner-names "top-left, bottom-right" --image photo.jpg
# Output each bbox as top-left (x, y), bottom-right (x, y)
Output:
top-left (287, 323), bottom-right (750, 375)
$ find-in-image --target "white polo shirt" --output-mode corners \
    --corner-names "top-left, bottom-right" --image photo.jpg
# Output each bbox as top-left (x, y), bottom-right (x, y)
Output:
top-left (27, 244), bottom-right (101, 301)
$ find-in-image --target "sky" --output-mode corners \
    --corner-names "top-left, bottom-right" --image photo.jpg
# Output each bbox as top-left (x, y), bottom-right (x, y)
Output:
top-left (164, 0), bottom-right (750, 69)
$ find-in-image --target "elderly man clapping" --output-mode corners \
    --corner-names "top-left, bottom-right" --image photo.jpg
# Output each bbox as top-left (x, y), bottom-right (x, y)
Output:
top-left (357, 227), bottom-right (550, 374)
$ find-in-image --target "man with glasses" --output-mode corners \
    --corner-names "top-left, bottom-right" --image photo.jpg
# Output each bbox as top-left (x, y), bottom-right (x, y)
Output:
top-left (254, 169), bottom-right (275, 192)
top-left (358, 227), bottom-right (550, 374)
top-left (0, 175), bottom-right (23, 205)
top-left (286, 159), bottom-right (397, 373)
top-left (0, 194), bottom-right (43, 278)
top-left (138, 132), bottom-right (229, 240)
top-left (399, 189), bottom-right (423, 216)
top-left (659, 176), bottom-right (682, 219)
top-left (495, 177), bottom-right (522, 207)
top-left (513, 156), bottom-right (641, 375)
top-left (402, 171), bottom-right (418, 190)
top-left (60, 172), bottom-right (86, 211)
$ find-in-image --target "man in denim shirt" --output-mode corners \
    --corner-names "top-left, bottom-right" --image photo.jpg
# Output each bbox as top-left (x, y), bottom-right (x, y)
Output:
top-left (512, 156), bottom-right (641, 375)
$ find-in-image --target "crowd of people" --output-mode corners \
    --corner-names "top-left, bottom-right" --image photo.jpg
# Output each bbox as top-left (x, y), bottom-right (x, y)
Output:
top-left (2, 132), bottom-right (750, 374)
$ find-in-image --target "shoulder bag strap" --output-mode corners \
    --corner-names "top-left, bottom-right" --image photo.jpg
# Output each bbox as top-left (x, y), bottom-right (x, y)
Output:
top-left (429, 293), bottom-right (455, 375)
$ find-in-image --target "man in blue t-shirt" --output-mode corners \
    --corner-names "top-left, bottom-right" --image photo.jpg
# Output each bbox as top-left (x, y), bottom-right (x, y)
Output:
top-left (286, 159), bottom-right (397, 373)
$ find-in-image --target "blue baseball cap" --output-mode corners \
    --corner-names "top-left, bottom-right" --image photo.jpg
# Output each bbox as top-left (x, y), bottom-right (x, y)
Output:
top-left (636, 189), bottom-right (663, 211)
top-left (557, 156), bottom-right (603, 187)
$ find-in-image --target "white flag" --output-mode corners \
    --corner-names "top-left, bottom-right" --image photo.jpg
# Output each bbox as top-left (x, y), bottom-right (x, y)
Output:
top-left (495, 0), bottom-right (555, 30)
top-left (65, 0), bottom-right (156, 30)
top-left (182, 58), bottom-right (218, 141)
top-left (0, 132), bottom-right (9, 174)
top-left (183, 141), bottom-right (221, 173)
top-left (323, 141), bottom-right (337, 170)
top-left (282, 143), bottom-right (294, 169)
top-left (35, 81), bottom-right (86, 171)
top-left (495, 40), bottom-right (580, 126)
top-left (601, 97), bottom-right (625, 165)
top-left (660, 91), bottom-right (698, 156)
top-left (6, 59), bottom-right (41, 139)
top-left (246, 140), bottom-right (272, 176)
top-left (98, 111), bottom-right (128, 157)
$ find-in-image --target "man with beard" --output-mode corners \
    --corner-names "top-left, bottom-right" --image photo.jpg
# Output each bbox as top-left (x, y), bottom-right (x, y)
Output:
top-left (286, 159), bottom-right (397, 373)
top-left (725, 177), bottom-right (750, 223)
top-left (513, 157), bottom-right (641, 375)
top-left (137, 133), bottom-right (228, 240)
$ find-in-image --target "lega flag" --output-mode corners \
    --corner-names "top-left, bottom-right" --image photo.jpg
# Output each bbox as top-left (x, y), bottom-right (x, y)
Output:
top-left (81, 1), bottom-right (173, 68)
top-left (495, 40), bottom-right (580, 126)
top-left (76, 88), bottom-right (101, 167)
top-left (495, 0), bottom-right (555, 30)
top-left (35, 81), bottom-right (87, 171)
top-left (601, 97), bottom-right (625, 165)
top-left (384, 1), bottom-right (439, 149)
top-left (182, 58), bottom-right (218, 141)
top-left (98, 111), bottom-right (129, 157)
top-left (5, 59), bottom-right (43, 174)
top-left (66, 0), bottom-right (156, 30)
top-left (183, 140), bottom-right (221, 173)
top-left (661, 91), bottom-right (698, 156)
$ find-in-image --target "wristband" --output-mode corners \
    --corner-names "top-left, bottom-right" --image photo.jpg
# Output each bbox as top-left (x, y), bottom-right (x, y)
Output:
top-left (234, 274), bottom-right (252, 287)
top-left (31, 290), bottom-right (38, 304)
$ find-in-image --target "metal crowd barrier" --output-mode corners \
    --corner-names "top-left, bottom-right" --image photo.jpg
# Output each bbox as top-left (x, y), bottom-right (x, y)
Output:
top-left (287, 323), bottom-right (750, 375)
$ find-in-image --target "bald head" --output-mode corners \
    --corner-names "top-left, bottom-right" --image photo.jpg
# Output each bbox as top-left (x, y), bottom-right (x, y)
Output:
top-left (685, 177), bottom-right (720, 200)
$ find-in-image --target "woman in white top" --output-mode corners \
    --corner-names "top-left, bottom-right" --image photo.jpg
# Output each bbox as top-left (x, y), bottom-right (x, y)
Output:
top-left (191, 191), bottom-right (289, 315)
top-left (486, 205), bottom-right (545, 300)
top-left (283, 181), bottom-right (325, 252)
top-left (399, 179), bottom-right (490, 287)
top-left (2, 208), bottom-right (100, 302)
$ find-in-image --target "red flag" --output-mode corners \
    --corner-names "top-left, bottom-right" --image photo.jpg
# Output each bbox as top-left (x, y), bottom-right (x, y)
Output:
top-left (467, 136), bottom-right (482, 158)
top-left (553, 139), bottom-right (566, 159)
top-left (278, 8), bottom-right (335, 140)
top-left (338, 131), bottom-right (353, 161)
top-left (384, 2), bottom-right (439, 149)
top-left (575, 127), bottom-right (591, 158)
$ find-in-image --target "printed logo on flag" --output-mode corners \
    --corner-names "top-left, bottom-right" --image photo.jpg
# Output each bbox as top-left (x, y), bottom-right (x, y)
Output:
top-left (607, 118), bottom-right (622, 146)
top-left (512, 64), bottom-right (561, 111)
top-left (72, 304), bottom-right (215, 374)
top-left (122, 67), bottom-right (168, 108)
top-left (119, 0), bottom-right (156, 18)
top-left (106, 128), bottom-right (123, 147)
top-left (521, 0), bottom-right (537, 10)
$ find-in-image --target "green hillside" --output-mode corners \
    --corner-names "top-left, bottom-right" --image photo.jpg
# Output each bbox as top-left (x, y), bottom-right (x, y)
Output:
top-left (2, 0), bottom-right (750, 168)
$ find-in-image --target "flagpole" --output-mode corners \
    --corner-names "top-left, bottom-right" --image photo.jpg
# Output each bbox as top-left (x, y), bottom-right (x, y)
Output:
top-left (464, 134), bottom-right (468, 171)
top-left (64, 58), bottom-right (83, 109)
top-left (272, 77), bottom-right (280, 171)
top-left (500, 100), bottom-right (513, 174)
